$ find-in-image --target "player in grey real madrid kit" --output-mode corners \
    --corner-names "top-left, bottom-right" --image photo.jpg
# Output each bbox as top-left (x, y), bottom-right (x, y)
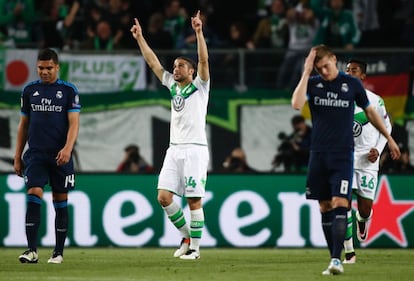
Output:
top-left (131, 10), bottom-right (209, 260)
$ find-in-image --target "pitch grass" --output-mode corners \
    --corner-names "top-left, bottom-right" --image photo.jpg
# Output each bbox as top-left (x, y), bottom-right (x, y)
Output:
top-left (0, 248), bottom-right (413, 281)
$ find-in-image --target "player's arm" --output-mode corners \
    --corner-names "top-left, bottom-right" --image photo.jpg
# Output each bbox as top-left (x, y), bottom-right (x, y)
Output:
top-left (130, 18), bottom-right (164, 82)
top-left (14, 115), bottom-right (29, 177)
top-left (193, 10), bottom-right (209, 82)
top-left (368, 100), bottom-right (392, 162)
top-left (364, 105), bottom-right (400, 160)
top-left (56, 112), bottom-right (79, 166)
top-left (292, 48), bottom-right (315, 110)
top-left (378, 99), bottom-right (392, 137)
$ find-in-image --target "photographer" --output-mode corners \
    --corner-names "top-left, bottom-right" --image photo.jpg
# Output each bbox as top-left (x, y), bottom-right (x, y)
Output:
top-left (272, 115), bottom-right (312, 172)
top-left (221, 147), bottom-right (257, 173)
top-left (116, 144), bottom-right (153, 173)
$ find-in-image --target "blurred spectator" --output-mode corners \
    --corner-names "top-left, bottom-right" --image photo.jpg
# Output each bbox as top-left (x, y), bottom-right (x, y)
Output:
top-left (217, 20), bottom-right (254, 88)
top-left (162, 0), bottom-right (188, 48)
top-left (221, 147), bottom-right (257, 173)
top-left (39, 0), bottom-right (81, 50)
top-left (352, 0), bottom-right (381, 47)
top-left (127, 0), bottom-right (162, 39)
top-left (223, 21), bottom-right (254, 49)
top-left (256, 0), bottom-right (272, 18)
top-left (376, 0), bottom-right (405, 47)
top-left (249, 0), bottom-right (288, 87)
top-left (100, 0), bottom-right (127, 48)
top-left (399, 0), bottom-right (414, 47)
top-left (313, 0), bottom-right (360, 49)
top-left (390, 120), bottom-right (409, 151)
top-left (95, 0), bottom-right (109, 9)
top-left (116, 144), bottom-right (153, 173)
top-left (144, 12), bottom-right (174, 89)
top-left (272, 114), bottom-right (311, 172)
top-left (0, 0), bottom-right (41, 48)
top-left (276, 0), bottom-right (318, 90)
top-left (379, 119), bottom-right (410, 174)
top-left (250, 0), bottom-right (289, 49)
top-left (146, 12), bottom-right (174, 50)
top-left (83, 2), bottom-right (105, 44)
top-left (117, 0), bottom-right (136, 49)
top-left (80, 19), bottom-right (121, 50)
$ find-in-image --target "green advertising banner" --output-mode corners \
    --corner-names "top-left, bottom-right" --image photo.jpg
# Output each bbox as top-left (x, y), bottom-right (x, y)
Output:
top-left (1, 174), bottom-right (414, 248)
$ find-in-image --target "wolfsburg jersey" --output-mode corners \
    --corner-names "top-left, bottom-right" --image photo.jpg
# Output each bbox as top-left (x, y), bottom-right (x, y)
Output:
top-left (162, 71), bottom-right (209, 145)
top-left (306, 71), bottom-right (369, 152)
top-left (353, 89), bottom-right (391, 170)
top-left (21, 79), bottom-right (81, 153)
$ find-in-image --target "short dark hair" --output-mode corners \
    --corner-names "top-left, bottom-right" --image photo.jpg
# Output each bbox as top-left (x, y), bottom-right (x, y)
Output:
top-left (347, 58), bottom-right (367, 74)
top-left (176, 56), bottom-right (197, 78)
top-left (38, 48), bottom-right (59, 64)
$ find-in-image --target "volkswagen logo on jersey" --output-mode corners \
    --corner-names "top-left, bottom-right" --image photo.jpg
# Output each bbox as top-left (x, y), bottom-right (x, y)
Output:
top-left (56, 91), bottom-right (63, 99)
top-left (353, 120), bottom-right (363, 137)
top-left (173, 95), bottom-right (185, 112)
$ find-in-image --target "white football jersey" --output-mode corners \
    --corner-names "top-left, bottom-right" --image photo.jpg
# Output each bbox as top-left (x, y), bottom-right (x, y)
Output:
top-left (353, 89), bottom-right (391, 170)
top-left (162, 71), bottom-right (209, 145)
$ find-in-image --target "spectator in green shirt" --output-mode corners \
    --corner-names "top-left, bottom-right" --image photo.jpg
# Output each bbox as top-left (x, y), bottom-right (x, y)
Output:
top-left (0, 0), bottom-right (39, 47)
top-left (312, 0), bottom-right (360, 49)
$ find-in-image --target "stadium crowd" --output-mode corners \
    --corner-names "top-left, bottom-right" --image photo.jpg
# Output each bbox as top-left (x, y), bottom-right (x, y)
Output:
top-left (1, 0), bottom-right (413, 175)
top-left (1, 0), bottom-right (413, 51)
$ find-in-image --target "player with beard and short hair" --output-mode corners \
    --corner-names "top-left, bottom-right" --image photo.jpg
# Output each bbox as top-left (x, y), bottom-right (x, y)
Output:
top-left (131, 10), bottom-right (210, 260)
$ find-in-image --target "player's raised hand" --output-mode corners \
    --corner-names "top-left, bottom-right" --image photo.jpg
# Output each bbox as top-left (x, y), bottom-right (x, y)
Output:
top-left (191, 10), bottom-right (202, 32)
top-left (303, 48), bottom-right (316, 75)
top-left (130, 18), bottom-right (143, 40)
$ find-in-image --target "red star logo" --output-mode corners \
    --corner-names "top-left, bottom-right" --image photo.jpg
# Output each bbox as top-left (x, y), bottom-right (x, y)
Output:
top-left (358, 176), bottom-right (414, 247)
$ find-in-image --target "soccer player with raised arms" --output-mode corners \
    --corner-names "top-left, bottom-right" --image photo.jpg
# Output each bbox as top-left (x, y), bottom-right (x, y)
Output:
top-left (130, 10), bottom-right (210, 260)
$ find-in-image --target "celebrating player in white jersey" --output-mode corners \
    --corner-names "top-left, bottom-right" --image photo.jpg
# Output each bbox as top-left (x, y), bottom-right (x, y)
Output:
top-left (130, 10), bottom-right (209, 260)
top-left (343, 59), bottom-right (392, 264)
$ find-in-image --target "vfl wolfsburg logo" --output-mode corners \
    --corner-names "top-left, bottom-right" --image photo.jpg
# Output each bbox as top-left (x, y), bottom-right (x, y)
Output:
top-left (173, 95), bottom-right (185, 112)
top-left (119, 61), bottom-right (140, 91)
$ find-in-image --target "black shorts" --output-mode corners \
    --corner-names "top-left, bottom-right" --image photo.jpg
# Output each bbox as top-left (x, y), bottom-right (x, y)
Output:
top-left (305, 151), bottom-right (353, 201)
top-left (23, 149), bottom-right (75, 193)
